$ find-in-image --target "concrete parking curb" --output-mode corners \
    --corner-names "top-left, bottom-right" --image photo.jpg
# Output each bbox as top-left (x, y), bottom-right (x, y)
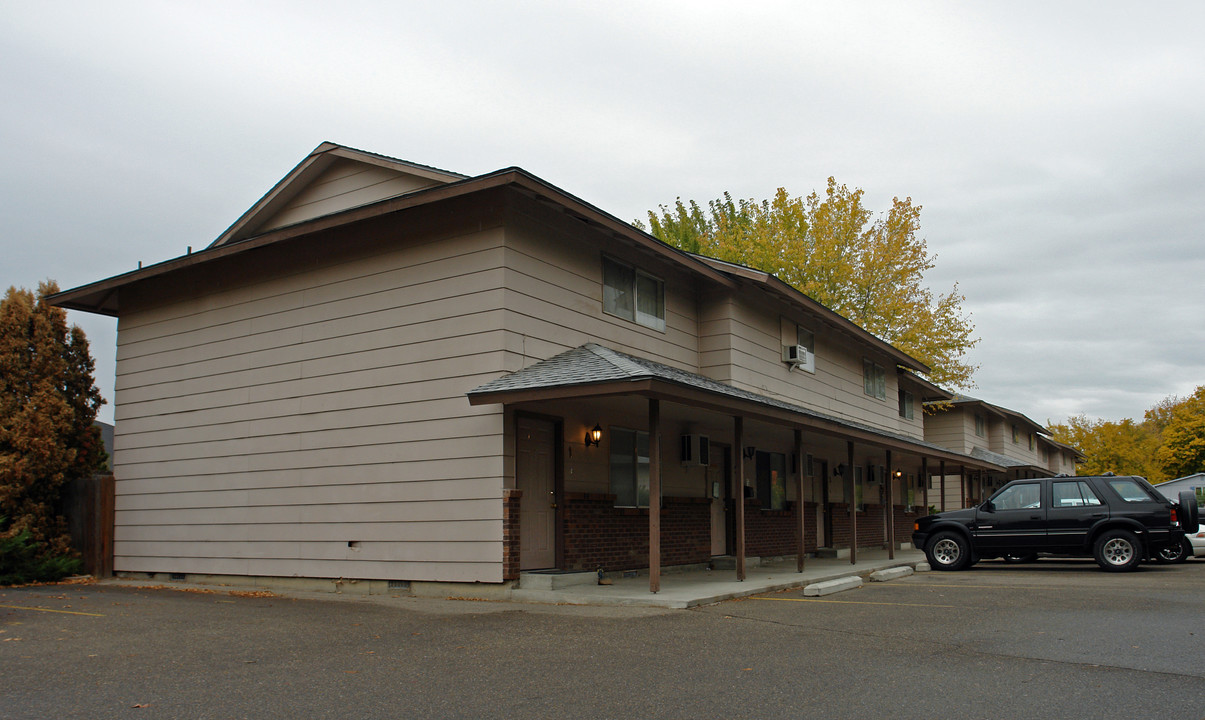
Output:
top-left (802, 576), bottom-right (863, 596)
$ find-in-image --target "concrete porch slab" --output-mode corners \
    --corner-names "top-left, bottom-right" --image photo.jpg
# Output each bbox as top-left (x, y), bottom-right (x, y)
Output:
top-left (509, 549), bottom-right (926, 609)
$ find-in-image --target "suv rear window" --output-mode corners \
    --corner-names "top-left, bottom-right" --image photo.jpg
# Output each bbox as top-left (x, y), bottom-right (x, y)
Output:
top-left (1052, 480), bottom-right (1102, 507)
top-left (1106, 478), bottom-right (1157, 503)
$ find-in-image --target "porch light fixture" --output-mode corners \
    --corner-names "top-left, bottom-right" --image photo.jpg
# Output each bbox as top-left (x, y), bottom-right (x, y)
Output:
top-left (833, 463), bottom-right (846, 477)
top-left (743, 446), bottom-right (756, 460)
top-left (585, 424), bottom-right (603, 447)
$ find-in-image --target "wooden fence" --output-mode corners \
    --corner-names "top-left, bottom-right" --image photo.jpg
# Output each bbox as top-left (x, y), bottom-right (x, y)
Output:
top-left (60, 473), bottom-right (115, 577)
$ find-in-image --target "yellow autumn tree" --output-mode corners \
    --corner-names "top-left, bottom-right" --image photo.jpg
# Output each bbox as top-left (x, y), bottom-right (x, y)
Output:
top-left (641, 179), bottom-right (978, 389)
top-left (1048, 415), bottom-right (1164, 482)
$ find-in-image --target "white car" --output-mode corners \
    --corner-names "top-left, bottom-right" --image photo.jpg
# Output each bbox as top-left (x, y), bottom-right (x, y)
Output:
top-left (1188, 528), bottom-right (1205, 559)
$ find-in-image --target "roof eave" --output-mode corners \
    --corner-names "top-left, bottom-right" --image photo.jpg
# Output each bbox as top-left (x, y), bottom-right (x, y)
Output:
top-left (50, 166), bottom-right (738, 316)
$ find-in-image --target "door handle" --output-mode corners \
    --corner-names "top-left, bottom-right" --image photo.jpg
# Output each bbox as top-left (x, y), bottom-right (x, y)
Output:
top-left (1029, 514), bottom-right (1040, 520)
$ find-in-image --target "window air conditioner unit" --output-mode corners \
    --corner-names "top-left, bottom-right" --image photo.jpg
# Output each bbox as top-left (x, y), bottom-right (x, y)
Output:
top-left (681, 434), bottom-right (710, 466)
top-left (782, 344), bottom-right (815, 373)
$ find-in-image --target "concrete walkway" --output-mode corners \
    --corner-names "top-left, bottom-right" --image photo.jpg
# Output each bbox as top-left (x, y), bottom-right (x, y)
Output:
top-left (511, 549), bottom-right (929, 609)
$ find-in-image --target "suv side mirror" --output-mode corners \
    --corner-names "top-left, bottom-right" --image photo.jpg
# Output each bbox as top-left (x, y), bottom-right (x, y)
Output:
top-left (981, 500), bottom-right (995, 513)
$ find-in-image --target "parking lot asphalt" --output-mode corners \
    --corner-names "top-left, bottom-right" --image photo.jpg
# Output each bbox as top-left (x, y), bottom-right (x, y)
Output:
top-left (2, 559), bottom-right (1204, 720)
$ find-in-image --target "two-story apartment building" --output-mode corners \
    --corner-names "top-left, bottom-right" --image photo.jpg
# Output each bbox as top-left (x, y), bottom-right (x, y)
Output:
top-left (51, 143), bottom-right (1006, 594)
top-left (923, 395), bottom-right (1082, 510)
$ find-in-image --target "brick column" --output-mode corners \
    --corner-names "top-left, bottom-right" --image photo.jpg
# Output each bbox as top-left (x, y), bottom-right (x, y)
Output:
top-left (503, 489), bottom-right (523, 581)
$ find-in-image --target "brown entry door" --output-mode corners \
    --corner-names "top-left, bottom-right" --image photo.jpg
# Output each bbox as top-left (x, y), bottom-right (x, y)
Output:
top-left (710, 445), bottom-right (733, 556)
top-left (517, 417), bottom-right (556, 570)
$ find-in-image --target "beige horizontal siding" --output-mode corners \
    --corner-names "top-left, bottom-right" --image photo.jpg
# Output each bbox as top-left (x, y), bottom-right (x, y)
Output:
top-left (112, 220), bottom-right (511, 583)
top-left (262, 160), bottom-right (443, 232)
top-left (117, 519), bottom-right (501, 543)
top-left (698, 294), bottom-right (917, 436)
top-left (114, 456), bottom-right (503, 496)
top-left (116, 498), bottom-right (500, 526)
top-left (115, 539), bottom-right (497, 564)
top-left (115, 555), bottom-right (502, 583)
top-left (115, 476), bottom-right (501, 512)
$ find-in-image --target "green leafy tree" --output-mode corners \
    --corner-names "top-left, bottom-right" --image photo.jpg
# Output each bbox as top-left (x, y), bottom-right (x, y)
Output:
top-left (641, 179), bottom-right (978, 389)
top-left (0, 282), bottom-right (106, 575)
top-left (1155, 385), bottom-right (1205, 479)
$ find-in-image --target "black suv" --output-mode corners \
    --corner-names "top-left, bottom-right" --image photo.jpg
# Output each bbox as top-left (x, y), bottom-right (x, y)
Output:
top-left (913, 475), bottom-right (1200, 572)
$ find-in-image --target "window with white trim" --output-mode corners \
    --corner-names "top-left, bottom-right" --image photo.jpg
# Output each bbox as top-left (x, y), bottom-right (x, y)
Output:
top-left (603, 256), bottom-right (665, 331)
top-left (609, 427), bottom-right (650, 507)
top-left (974, 414), bottom-right (985, 437)
top-left (863, 360), bottom-right (886, 400)
top-left (898, 389), bottom-right (914, 420)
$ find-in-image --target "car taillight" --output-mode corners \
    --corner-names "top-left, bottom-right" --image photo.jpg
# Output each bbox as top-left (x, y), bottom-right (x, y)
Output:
top-left (1170, 508), bottom-right (1179, 526)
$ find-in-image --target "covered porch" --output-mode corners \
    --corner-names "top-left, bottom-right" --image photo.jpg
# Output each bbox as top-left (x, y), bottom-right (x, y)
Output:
top-left (469, 344), bottom-right (1001, 593)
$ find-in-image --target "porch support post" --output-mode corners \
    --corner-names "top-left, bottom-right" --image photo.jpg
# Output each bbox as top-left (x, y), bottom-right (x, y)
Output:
top-left (846, 441), bottom-right (857, 565)
top-left (939, 460), bottom-right (947, 511)
top-left (648, 398), bottom-right (661, 594)
top-left (959, 468), bottom-right (966, 508)
top-left (795, 429), bottom-right (806, 572)
top-left (734, 415), bottom-right (746, 581)
top-left (921, 457), bottom-right (929, 515)
top-left (886, 449), bottom-right (894, 560)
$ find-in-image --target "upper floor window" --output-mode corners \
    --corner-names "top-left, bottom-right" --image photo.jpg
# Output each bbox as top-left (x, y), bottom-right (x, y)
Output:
top-left (796, 325), bottom-right (815, 353)
top-left (1028, 434), bottom-right (1035, 451)
top-left (1011, 425), bottom-right (1019, 444)
top-left (898, 389), bottom-right (914, 420)
top-left (603, 256), bottom-right (665, 332)
top-left (974, 414), bottom-right (985, 437)
top-left (863, 360), bottom-right (886, 400)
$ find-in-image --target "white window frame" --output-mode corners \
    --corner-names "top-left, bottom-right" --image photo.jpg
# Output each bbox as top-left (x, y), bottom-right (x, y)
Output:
top-left (898, 389), bottom-right (914, 420)
top-left (863, 359), bottom-right (886, 400)
top-left (602, 256), bottom-right (665, 332)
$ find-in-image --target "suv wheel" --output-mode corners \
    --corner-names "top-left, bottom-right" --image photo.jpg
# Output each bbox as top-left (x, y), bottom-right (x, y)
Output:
top-left (926, 531), bottom-right (971, 571)
top-left (1155, 538), bottom-right (1189, 564)
top-left (1094, 529), bottom-right (1142, 572)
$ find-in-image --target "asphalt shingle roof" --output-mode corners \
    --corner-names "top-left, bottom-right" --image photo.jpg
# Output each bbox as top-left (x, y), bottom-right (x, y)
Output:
top-left (469, 343), bottom-right (1000, 466)
top-left (970, 446), bottom-right (1033, 468)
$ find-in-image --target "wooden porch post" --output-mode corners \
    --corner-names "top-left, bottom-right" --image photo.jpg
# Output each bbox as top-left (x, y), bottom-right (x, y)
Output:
top-left (795, 429), bottom-right (805, 572)
top-left (939, 460), bottom-right (947, 511)
top-left (921, 457), bottom-right (929, 516)
top-left (649, 399), bottom-right (661, 593)
top-left (734, 416), bottom-right (746, 581)
top-left (846, 441), bottom-right (857, 565)
top-left (886, 449), bottom-right (894, 560)
top-left (959, 468), bottom-right (966, 508)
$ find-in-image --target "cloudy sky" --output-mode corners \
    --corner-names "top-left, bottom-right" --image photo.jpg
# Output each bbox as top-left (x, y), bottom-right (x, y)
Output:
top-left (3, 1), bottom-right (1203, 427)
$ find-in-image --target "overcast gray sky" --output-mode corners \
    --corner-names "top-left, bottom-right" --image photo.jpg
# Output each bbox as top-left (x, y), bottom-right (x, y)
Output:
top-left (3, 1), bottom-right (1203, 427)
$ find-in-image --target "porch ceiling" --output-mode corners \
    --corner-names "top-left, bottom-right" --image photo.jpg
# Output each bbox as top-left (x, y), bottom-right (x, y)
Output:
top-left (468, 344), bottom-right (1003, 471)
